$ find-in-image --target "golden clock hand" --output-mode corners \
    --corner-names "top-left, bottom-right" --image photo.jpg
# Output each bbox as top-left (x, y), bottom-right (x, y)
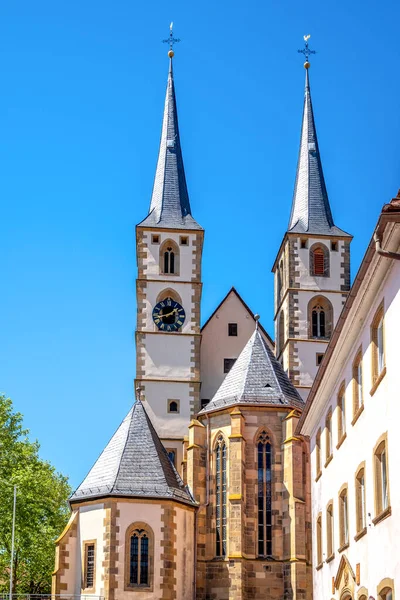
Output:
top-left (161, 308), bottom-right (178, 318)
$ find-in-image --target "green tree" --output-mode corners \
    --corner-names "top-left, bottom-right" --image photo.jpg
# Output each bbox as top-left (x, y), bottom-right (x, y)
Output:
top-left (0, 394), bottom-right (71, 594)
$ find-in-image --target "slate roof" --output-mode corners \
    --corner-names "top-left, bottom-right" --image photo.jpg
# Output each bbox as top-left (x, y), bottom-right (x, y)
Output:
top-left (199, 329), bottom-right (304, 413)
top-left (70, 400), bottom-right (195, 505)
top-left (138, 59), bottom-right (202, 230)
top-left (288, 68), bottom-right (351, 237)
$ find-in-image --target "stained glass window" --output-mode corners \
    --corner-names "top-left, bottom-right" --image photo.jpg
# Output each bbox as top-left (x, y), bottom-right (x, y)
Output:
top-left (257, 430), bottom-right (272, 557)
top-left (215, 434), bottom-right (227, 557)
top-left (129, 530), bottom-right (149, 586)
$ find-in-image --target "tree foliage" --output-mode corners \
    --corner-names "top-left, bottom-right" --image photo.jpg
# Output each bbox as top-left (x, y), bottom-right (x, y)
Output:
top-left (0, 394), bottom-right (71, 593)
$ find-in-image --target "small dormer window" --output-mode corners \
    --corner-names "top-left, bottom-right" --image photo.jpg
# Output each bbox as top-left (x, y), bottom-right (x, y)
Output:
top-left (308, 142), bottom-right (316, 153)
top-left (167, 139), bottom-right (175, 148)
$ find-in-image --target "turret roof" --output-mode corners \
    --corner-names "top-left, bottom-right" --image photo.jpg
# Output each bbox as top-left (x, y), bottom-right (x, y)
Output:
top-left (199, 329), bottom-right (304, 413)
top-left (288, 68), bottom-right (351, 237)
top-left (70, 400), bottom-right (195, 505)
top-left (138, 59), bottom-right (202, 230)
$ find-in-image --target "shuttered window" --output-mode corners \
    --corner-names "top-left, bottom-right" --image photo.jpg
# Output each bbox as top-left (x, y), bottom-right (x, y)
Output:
top-left (314, 249), bottom-right (325, 275)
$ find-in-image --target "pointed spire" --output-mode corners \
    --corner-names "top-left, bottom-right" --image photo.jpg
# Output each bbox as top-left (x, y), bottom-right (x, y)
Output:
top-left (70, 400), bottom-right (195, 505)
top-left (139, 54), bottom-right (202, 230)
top-left (288, 65), bottom-right (350, 236)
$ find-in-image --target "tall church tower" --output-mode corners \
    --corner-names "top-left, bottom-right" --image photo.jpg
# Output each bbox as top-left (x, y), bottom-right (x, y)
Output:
top-left (135, 50), bottom-right (203, 467)
top-left (272, 58), bottom-right (352, 401)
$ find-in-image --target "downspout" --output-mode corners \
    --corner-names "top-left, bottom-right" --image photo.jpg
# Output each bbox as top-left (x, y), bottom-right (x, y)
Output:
top-left (373, 232), bottom-right (400, 260)
top-left (193, 413), bottom-right (211, 600)
top-left (193, 510), bottom-right (197, 600)
top-left (205, 413), bottom-right (211, 507)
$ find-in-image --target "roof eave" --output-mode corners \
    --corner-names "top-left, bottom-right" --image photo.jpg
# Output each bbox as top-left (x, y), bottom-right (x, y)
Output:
top-left (69, 491), bottom-right (197, 508)
top-left (198, 399), bottom-right (303, 417)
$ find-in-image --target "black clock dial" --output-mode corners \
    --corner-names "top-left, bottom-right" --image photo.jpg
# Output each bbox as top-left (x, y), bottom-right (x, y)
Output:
top-left (152, 298), bottom-right (186, 332)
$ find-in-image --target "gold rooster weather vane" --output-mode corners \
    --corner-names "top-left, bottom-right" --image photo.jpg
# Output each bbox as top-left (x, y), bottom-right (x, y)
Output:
top-left (298, 34), bottom-right (316, 68)
top-left (163, 22), bottom-right (180, 58)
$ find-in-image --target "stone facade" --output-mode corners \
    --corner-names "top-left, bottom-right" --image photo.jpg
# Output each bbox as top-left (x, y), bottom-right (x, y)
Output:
top-left (187, 407), bottom-right (312, 600)
top-left (273, 234), bottom-right (351, 402)
top-left (53, 499), bottom-right (196, 600)
top-left (134, 226), bottom-right (204, 459)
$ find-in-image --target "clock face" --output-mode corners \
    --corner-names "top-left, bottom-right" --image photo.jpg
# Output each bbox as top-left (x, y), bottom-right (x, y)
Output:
top-left (152, 297), bottom-right (186, 332)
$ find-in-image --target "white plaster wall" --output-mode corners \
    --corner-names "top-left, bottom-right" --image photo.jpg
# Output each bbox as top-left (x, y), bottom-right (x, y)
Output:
top-left (200, 291), bottom-right (273, 401)
top-left (175, 507), bottom-right (195, 600)
top-left (142, 282), bottom-right (196, 334)
top-left (296, 339), bottom-right (330, 388)
top-left (141, 230), bottom-right (199, 282)
top-left (115, 502), bottom-right (163, 600)
top-left (295, 288), bottom-right (344, 389)
top-left (309, 259), bottom-right (400, 597)
top-left (142, 381), bottom-right (192, 439)
top-left (296, 238), bottom-right (346, 291)
top-left (77, 503), bottom-right (106, 596)
top-left (295, 289), bottom-right (344, 339)
top-left (143, 334), bottom-right (193, 378)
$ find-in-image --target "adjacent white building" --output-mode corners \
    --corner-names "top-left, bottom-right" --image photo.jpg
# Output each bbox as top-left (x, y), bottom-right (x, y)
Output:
top-left (298, 193), bottom-right (400, 600)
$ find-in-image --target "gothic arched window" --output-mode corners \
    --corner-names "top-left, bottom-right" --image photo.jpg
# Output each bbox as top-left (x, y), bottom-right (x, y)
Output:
top-left (312, 303), bottom-right (325, 338)
top-left (309, 243), bottom-right (329, 277)
top-left (125, 523), bottom-right (153, 589)
top-left (277, 259), bottom-right (283, 301)
top-left (160, 239), bottom-right (179, 275)
top-left (278, 311), bottom-right (285, 356)
top-left (257, 429), bottom-right (272, 557)
top-left (308, 296), bottom-right (333, 340)
top-left (215, 434), bottom-right (227, 557)
top-left (164, 247), bottom-right (174, 273)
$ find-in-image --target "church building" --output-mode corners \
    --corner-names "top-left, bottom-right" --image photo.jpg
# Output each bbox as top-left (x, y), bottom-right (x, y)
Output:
top-left (51, 36), bottom-right (383, 600)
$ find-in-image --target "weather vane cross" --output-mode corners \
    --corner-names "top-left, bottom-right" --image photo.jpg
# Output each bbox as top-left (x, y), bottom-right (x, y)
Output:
top-left (298, 34), bottom-right (316, 62)
top-left (163, 22), bottom-right (180, 51)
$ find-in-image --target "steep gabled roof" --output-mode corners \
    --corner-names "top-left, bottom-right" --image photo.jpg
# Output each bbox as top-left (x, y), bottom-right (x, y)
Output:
top-left (138, 59), bottom-right (202, 230)
top-left (70, 400), bottom-right (195, 506)
top-left (199, 329), bottom-right (303, 413)
top-left (201, 286), bottom-right (274, 347)
top-left (288, 67), bottom-right (350, 237)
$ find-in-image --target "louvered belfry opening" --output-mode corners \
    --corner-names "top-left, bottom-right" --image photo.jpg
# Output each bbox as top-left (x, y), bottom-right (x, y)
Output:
top-left (309, 243), bottom-right (330, 277)
top-left (313, 248), bottom-right (325, 275)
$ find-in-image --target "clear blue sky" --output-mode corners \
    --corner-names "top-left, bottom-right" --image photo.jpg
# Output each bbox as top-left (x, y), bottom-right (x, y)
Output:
top-left (1, 0), bottom-right (399, 488)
